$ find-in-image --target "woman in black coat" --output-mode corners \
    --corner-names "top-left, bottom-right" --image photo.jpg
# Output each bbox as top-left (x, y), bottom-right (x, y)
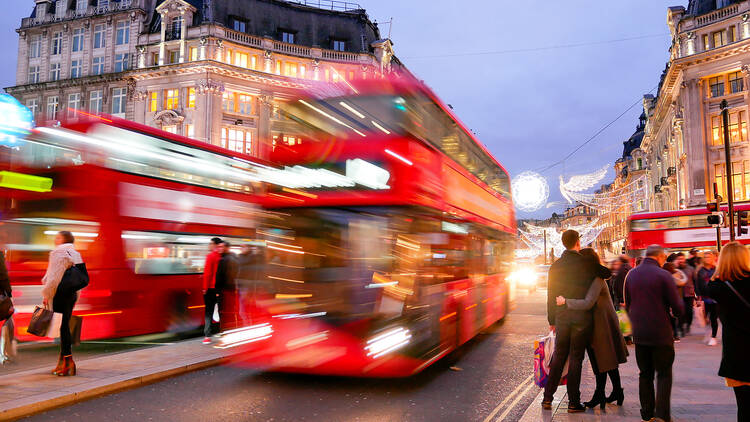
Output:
top-left (706, 242), bottom-right (750, 422)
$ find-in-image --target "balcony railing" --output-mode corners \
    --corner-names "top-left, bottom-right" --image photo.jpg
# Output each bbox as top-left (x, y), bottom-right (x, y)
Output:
top-left (695, 3), bottom-right (740, 27)
top-left (272, 41), bottom-right (311, 57)
top-left (285, 0), bottom-right (362, 12)
top-left (224, 29), bottom-right (263, 48)
top-left (22, 0), bottom-right (138, 28)
top-left (322, 49), bottom-right (358, 62)
top-left (223, 28), bottom-right (364, 64)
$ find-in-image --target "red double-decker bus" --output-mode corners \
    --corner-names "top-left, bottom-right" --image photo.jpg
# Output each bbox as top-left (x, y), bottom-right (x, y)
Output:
top-left (218, 78), bottom-right (516, 377)
top-left (3, 115), bottom-right (263, 340)
top-left (628, 204), bottom-right (750, 255)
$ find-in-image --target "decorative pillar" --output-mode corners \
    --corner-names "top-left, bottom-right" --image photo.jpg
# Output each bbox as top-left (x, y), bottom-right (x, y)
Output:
top-left (159, 10), bottom-right (167, 66)
top-left (743, 14), bottom-right (750, 39)
top-left (196, 80), bottom-right (224, 146)
top-left (264, 50), bottom-right (272, 73)
top-left (257, 94), bottom-right (272, 160)
top-left (179, 8), bottom-right (186, 63)
top-left (686, 32), bottom-right (696, 56)
top-left (137, 45), bottom-right (146, 68)
top-left (199, 36), bottom-right (207, 60)
top-left (312, 59), bottom-right (320, 81)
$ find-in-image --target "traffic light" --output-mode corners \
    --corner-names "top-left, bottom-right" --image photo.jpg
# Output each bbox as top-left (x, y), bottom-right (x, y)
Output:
top-left (708, 212), bottom-right (723, 227)
top-left (738, 210), bottom-right (749, 236)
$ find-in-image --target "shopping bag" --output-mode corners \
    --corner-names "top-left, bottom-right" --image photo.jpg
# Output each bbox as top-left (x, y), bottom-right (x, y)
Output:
top-left (694, 300), bottom-right (706, 328)
top-left (45, 312), bottom-right (63, 338)
top-left (26, 306), bottom-right (54, 337)
top-left (69, 315), bottom-right (82, 346)
top-left (533, 331), bottom-right (568, 388)
top-left (212, 304), bottom-right (220, 323)
top-left (617, 310), bottom-right (632, 337)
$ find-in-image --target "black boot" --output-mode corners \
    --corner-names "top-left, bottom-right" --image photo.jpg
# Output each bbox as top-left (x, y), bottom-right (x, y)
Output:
top-left (583, 390), bottom-right (606, 410)
top-left (567, 402), bottom-right (586, 413)
top-left (606, 388), bottom-right (624, 406)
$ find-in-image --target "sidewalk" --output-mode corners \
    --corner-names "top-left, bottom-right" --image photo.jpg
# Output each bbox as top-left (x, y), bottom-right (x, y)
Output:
top-left (0, 338), bottom-right (226, 421)
top-left (519, 328), bottom-right (736, 421)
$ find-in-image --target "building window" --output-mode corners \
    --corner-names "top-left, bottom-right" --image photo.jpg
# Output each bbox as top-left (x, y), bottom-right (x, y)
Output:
top-left (187, 88), bottom-right (196, 109)
top-left (275, 60), bottom-right (281, 75)
top-left (234, 52), bottom-right (248, 68)
top-left (152, 52), bottom-right (160, 66)
top-left (232, 18), bottom-right (247, 33)
top-left (713, 31), bottom-right (725, 48)
top-left (67, 93), bottom-right (82, 117)
top-left (285, 62), bottom-right (297, 78)
top-left (222, 92), bottom-right (235, 112)
top-left (26, 98), bottom-right (39, 117)
top-left (114, 53), bottom-right (129, 72)
top-left (70, 60), bottom-right (82, 78)
top-left (162, 125), bottom-right (177, 134)
top-left (149, 92), bottom-right (158, 112)
top-left (300, 65), bottom-right (306, 78)
top-left (72, 28), bottom-right (85, 52)
top-left (98, 0), bottom-right (110, 10)
top-left (169, 50), bottom-right (179, 64)
top-left (281, 31), bottom-right (295, 44)
top-left (730, 110), bottom-right (748, 143)
top-left (51, 32), bottom-right (63, 55)
top-left (94, 24), bottom-right (106, 49)
top-left (91, 56), bottom-right (104, 75)
top-left (636, 158), bottom-right (643, 170)
top-left (28, 66), bottom-right (40, 84)
top-left (116, 21), bottom-right (130, 45)
top-left (332, 40), bottom-right (346, 52)
top-left (164, 89), bottom-right (180, 110)
top-left (112, 87), bottom-right (126, 116)
top-left (238, 94), bottom-right (255, 115)
top-left (729, 25), bottom-right (737, 43)
top-left (730, 71), bottom-right (744, 93)
top-left (189, 47), bottom-right (198, 61)
top-left (186, 124), bottom-right (195, 138)
top-left (29, 34), bottom-right (41, 59)
top-left (56, 0), bottom-right (67, 17)
top-left (225, 49), bottom-right (233, 64)
top-left (703, 33), bottom-right (710, 51)
top-left (250, 55), bottom-right (257, 70)
top-left (169, 16), bottom-right (183, 40)
top-left (89, 90), bottom-right (102, 112)
top-left (221, 127), bottom-right (252, 154)
top-left (49, 63), bottom-right (61, 81)
top-left (75, 0), bottom-right (87, 14)
top-left (710, 76), bottom-right (725, 97)
top-left (47, 96), bottom-right (59, 120)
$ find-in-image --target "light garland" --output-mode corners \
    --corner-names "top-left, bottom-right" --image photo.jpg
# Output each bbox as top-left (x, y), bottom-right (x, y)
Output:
top-left (559, 165), bottom-right (609, 204)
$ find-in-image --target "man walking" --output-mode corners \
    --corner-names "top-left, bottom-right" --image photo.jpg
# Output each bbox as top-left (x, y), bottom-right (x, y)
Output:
top-left (202, 237), bottom-right (222, 344)
top-left (676, 252), bottom-right (695, 335)
top-left (611, 255), bottom-right (632, 309)
top-left (215, 241), bottom-right (239, 331)
top-left (695, 250), bottom-right (719, 346)
top-left (542, 230), bottom-right (595, 413)
top-left (625, 245), bottom-right (684, 422)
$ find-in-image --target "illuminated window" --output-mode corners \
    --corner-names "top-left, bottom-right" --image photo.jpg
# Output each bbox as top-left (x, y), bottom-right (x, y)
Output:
top-left (333, 40), bottom-right (346, 51)
top-left (164, 89), bottom-right (180, 110)
top-left (235, 52), bottom-right (248, 68)
top-left (729, 26), bottom-right (737, 43)
top-left (703, 34), bottom-right (710, 51)
top-left (91, 56), bottom-right (104, 75)
top-left (222, 92), bottom-right (235, 113)
top-left (162, 125), bottom-right (177, 134)
top-left (67, 93), bottom-right (81, 117)
top-left (238, 94), bottom-right (255, 115)
top-left (275, 60), bottom-right (282, 75)
top-left (712, 115), bottom-right (723, 146)
top-left (51, 32), bottom-right (63, 55)
top-left (186, 124), bottom-right (194, 138)
top-left (111, 87), bottom-right (126, 116)
top-left (169, 50), bottom-right (179, 64)
top-left (72, 28), bottom-right (85, 52)
top-left (716, 163), bottom-right (726, 200)
top-left (152, 52), bottom-right (160, 66)
top-left (70, 60), bottom-right (82, 78)
top-left (89, 90), bottom-right (102, 113)
top-left (149, 92), bottom-right (158, 112)
top-left (730, 110), bottom-right (748, 143)
top-left (733, 161), bottom-right (744, 201)
top-left (189, 47), bottom-right (198, 61)
top-left (250, 55), bottom-right (258, 70)
top-left (281, 31), bottom-right (295, 44)
top-left (300, 65), bottom-right (306, 78)
top-left (187, 88), bottom-right (196, 109)
top-left (221, 127), bottom-right (252, 154)
top-left (710, 76), bottom-right (725, 97)
top-left (285, 62), bottom-right (297, 77)
top-left (730, 71), bottom-right (744, 93)
top-left (94, 24), bottom-right (106, 49)
top-left (225, 49), bottom-right (233, 64)
top-left (116, 21), bottom-right (130, 45)
top-left (713, 31), bottom-right (725, 48)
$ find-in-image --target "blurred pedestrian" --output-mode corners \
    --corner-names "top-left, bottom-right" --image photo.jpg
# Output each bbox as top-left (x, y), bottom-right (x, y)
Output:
top-left (41, 231), bottom-right (85, 376)
top-left (556, 248), bottom-right (628, 410)
top-left (676, 252), bottom-right (696, 335)
top-left (610, 255), bottom-right (631, 310)
top-left (202, 237), bottom-right (222, 344)
top-left (624, 245), bottom-right (684, 422)
top-left (542, 230), bottom-right (595, 413)
top-left (695, 250), bottom-right (719, 346)
top-left (663, 261), bottom-right (687, 341)
top-left (635, 257), bottom-right (644, 267)
top-left (706, 242), bottom-right (750, 422)
top-left (216, 242), bottom-right (238, 331)
top-left (0, 249), bottom-right (15, 364)
top-left (687, 248), bottom-right (701, 268)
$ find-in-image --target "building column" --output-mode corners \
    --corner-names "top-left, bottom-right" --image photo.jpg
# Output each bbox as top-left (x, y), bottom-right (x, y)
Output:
top-left (159, 10), bottom-right (167, 66)
top-left (743, 14), bottom-right (750, 39)
top-left (196, 80), bottom-right (224, 146)
top-left (257, 94), bottom-right (272, 160)
top-left (179, 9), bottom-right (186, 63)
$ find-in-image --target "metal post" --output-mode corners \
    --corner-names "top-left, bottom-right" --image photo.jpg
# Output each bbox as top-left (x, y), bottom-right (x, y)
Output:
top-left (721, 99), bottom-right (736, 241)
top-left (714, 182), bottom-right (722, 252)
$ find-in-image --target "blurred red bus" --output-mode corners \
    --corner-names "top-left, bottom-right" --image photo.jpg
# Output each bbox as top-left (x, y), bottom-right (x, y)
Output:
top-left (220, 78), bottom-right (517, 377)
top-left (627, 204), bottom-right (750, 256)
top-left (3, 116), bottom-right (263, 340)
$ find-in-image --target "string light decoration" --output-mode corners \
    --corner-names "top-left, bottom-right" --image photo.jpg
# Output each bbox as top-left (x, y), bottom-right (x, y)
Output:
top-left (559, 165), bottom-right (609, 204)
top-left (512, 171), bottom-right (549, 212)
top-left (518, 220), bottom-right (606, 258)
top-left (561, 175), bottom-right (649, 214)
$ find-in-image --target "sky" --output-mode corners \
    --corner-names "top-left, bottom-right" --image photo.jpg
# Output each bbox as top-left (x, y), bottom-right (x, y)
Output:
top-left (0, 1), bottom-right (680, 218)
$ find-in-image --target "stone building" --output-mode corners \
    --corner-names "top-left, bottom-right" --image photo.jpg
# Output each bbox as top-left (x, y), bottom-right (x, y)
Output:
top-left (6, 0), bottom-right (401, 159)
top-left (640, 0), bottom-right (750, 210)
top-left (560, 203), bottom-right (596, 229)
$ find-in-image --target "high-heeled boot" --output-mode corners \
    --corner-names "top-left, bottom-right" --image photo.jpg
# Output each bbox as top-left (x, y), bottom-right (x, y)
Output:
top-left (58, 355), bottom-right (76, 376)
top-left (583, 390), bottom-right (607, 410)
top-left (606, 388), bottom-right (624, 406)
top-left (52, 355), bottom-right (65, 375)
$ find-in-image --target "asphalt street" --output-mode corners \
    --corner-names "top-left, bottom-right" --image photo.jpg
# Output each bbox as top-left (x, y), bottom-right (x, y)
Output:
top-left (25, 290), bottom-right (550, 422)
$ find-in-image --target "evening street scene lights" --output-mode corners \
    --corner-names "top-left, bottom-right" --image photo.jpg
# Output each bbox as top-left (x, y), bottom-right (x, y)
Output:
top-left (0, 0), bottom-right (745, 421)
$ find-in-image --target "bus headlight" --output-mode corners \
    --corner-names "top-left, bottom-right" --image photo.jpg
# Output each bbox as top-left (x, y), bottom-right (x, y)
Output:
top-left (365, 327), bottom-right (412, 358)
top-left (214, 323), bottom-right (273, 349)
top-left (511, 267), bottom-right (538, 287)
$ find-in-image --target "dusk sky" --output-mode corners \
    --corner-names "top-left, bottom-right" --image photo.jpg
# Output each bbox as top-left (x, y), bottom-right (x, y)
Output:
top-left (0, 1), bottom-right (679, 218)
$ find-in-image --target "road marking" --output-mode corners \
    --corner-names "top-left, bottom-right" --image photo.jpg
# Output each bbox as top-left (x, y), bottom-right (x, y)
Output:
top-left (482, 374), bottom-right (533, 422)
top-left (495, 380), bottom-right (537, 421)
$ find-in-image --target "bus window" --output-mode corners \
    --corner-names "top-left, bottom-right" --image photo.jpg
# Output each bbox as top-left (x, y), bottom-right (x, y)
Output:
top-left (3, 218), bottom-right (100, 271)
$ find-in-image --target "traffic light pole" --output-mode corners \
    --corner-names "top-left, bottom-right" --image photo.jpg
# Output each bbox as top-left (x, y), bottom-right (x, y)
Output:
top-left (721, 100), bottom-right (736, 242)
top-left (714, 183), bottom-right (722, 252)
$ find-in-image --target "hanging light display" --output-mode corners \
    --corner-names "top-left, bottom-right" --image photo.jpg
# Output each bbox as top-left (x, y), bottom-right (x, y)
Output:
top-left (519, 220), bottom-right (606, 258)
top-left (559, 165), bottom-right (609, 204)
top-left (512, 171), bottom-right (549, 212)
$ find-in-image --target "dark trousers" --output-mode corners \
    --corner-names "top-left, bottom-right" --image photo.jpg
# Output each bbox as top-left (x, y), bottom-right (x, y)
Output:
top-left (635, 344), bottom-right (675, 421)
top-left (588, 346), bottom-right (622, 395)
top-left (705, 302), bottom-right (719, 337)
top-left (204, 289), bottom-right (220, 338)
top-left (735, 385), bottom-right (750, 422)
top-left (543, 311), bottom-right (592, 405)
top-left (681, 297), bottom-right (694, 333)
top-left (53, 292), bottom-right (76, 356)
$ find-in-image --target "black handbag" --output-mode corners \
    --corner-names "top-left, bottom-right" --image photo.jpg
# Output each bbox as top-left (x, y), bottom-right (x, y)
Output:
top-left (62, 263), bottom-right (89, 292)
top-left (0, 294), bottom-right (12, 321)
top-left (27, 306), bottom-right (54, 337)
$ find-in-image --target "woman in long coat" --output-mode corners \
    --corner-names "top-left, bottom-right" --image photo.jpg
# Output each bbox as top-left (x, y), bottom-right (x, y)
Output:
top-left (557, 248), bottom-right (628, 410)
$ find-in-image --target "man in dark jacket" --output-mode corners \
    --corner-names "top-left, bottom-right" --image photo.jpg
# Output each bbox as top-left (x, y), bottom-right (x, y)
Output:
top-left (216, 242), bottom-right (239, 331)
top-left (625, 245), bottom-right (684, 422)
top-left (676, 252), bottom-right (696, 335)
top-left (610, 255), bottom-right (631, 309)
top-left (542, 230), bottom-right (595, 413)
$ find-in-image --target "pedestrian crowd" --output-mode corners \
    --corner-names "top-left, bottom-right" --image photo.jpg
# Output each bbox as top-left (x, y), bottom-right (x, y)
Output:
top-left (541, 230), bottom-right (750, 422)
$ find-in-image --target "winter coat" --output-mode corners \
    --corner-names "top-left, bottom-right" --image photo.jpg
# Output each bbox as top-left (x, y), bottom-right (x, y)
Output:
top-left (41, 243), bottom-right (82, 302)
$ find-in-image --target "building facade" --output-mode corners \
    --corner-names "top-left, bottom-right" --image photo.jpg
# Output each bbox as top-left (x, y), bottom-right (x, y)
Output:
top-left (641, 0), bottom-right (750, 211)
top-left (560, 203), bottom-right (596, 229)
top-left (7, 0), bottom-right (400, 159)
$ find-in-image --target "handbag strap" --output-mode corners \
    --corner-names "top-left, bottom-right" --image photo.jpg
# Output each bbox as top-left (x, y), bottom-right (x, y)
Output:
top-left (724, 281), bottom-right (750, 309)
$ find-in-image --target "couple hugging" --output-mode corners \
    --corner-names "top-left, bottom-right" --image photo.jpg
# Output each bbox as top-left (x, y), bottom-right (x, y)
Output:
top-left (542, 229), bottom-right (628, 413)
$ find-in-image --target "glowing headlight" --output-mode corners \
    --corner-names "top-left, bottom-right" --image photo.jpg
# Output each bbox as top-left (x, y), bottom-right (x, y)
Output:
top-left (214, 323), bottom-right (273, 349)
top-left (365, 327), bottom-right (412, 358)
top-left (511, 268), bottom-right (538, 286)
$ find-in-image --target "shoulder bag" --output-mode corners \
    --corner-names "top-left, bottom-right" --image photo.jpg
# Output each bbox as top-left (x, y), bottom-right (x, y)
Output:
top-left (724, 281), bottom-right (750, 309)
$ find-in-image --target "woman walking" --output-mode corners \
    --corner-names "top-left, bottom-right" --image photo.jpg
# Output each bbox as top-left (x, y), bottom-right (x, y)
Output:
top-left (663, 261), bottom-right (688, 340)
top-left (556, 248), bottom-right (628, 410)
top-left (41, 231), bottom-right (84, 376)
top-left (706, 242), bottom-right (750, 422)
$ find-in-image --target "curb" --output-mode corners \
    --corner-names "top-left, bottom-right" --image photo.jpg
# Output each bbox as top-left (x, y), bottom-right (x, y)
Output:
top-left (518, 387), bottom-right (566, 422)
top-left (0, 356), bottom-right (226, 421)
